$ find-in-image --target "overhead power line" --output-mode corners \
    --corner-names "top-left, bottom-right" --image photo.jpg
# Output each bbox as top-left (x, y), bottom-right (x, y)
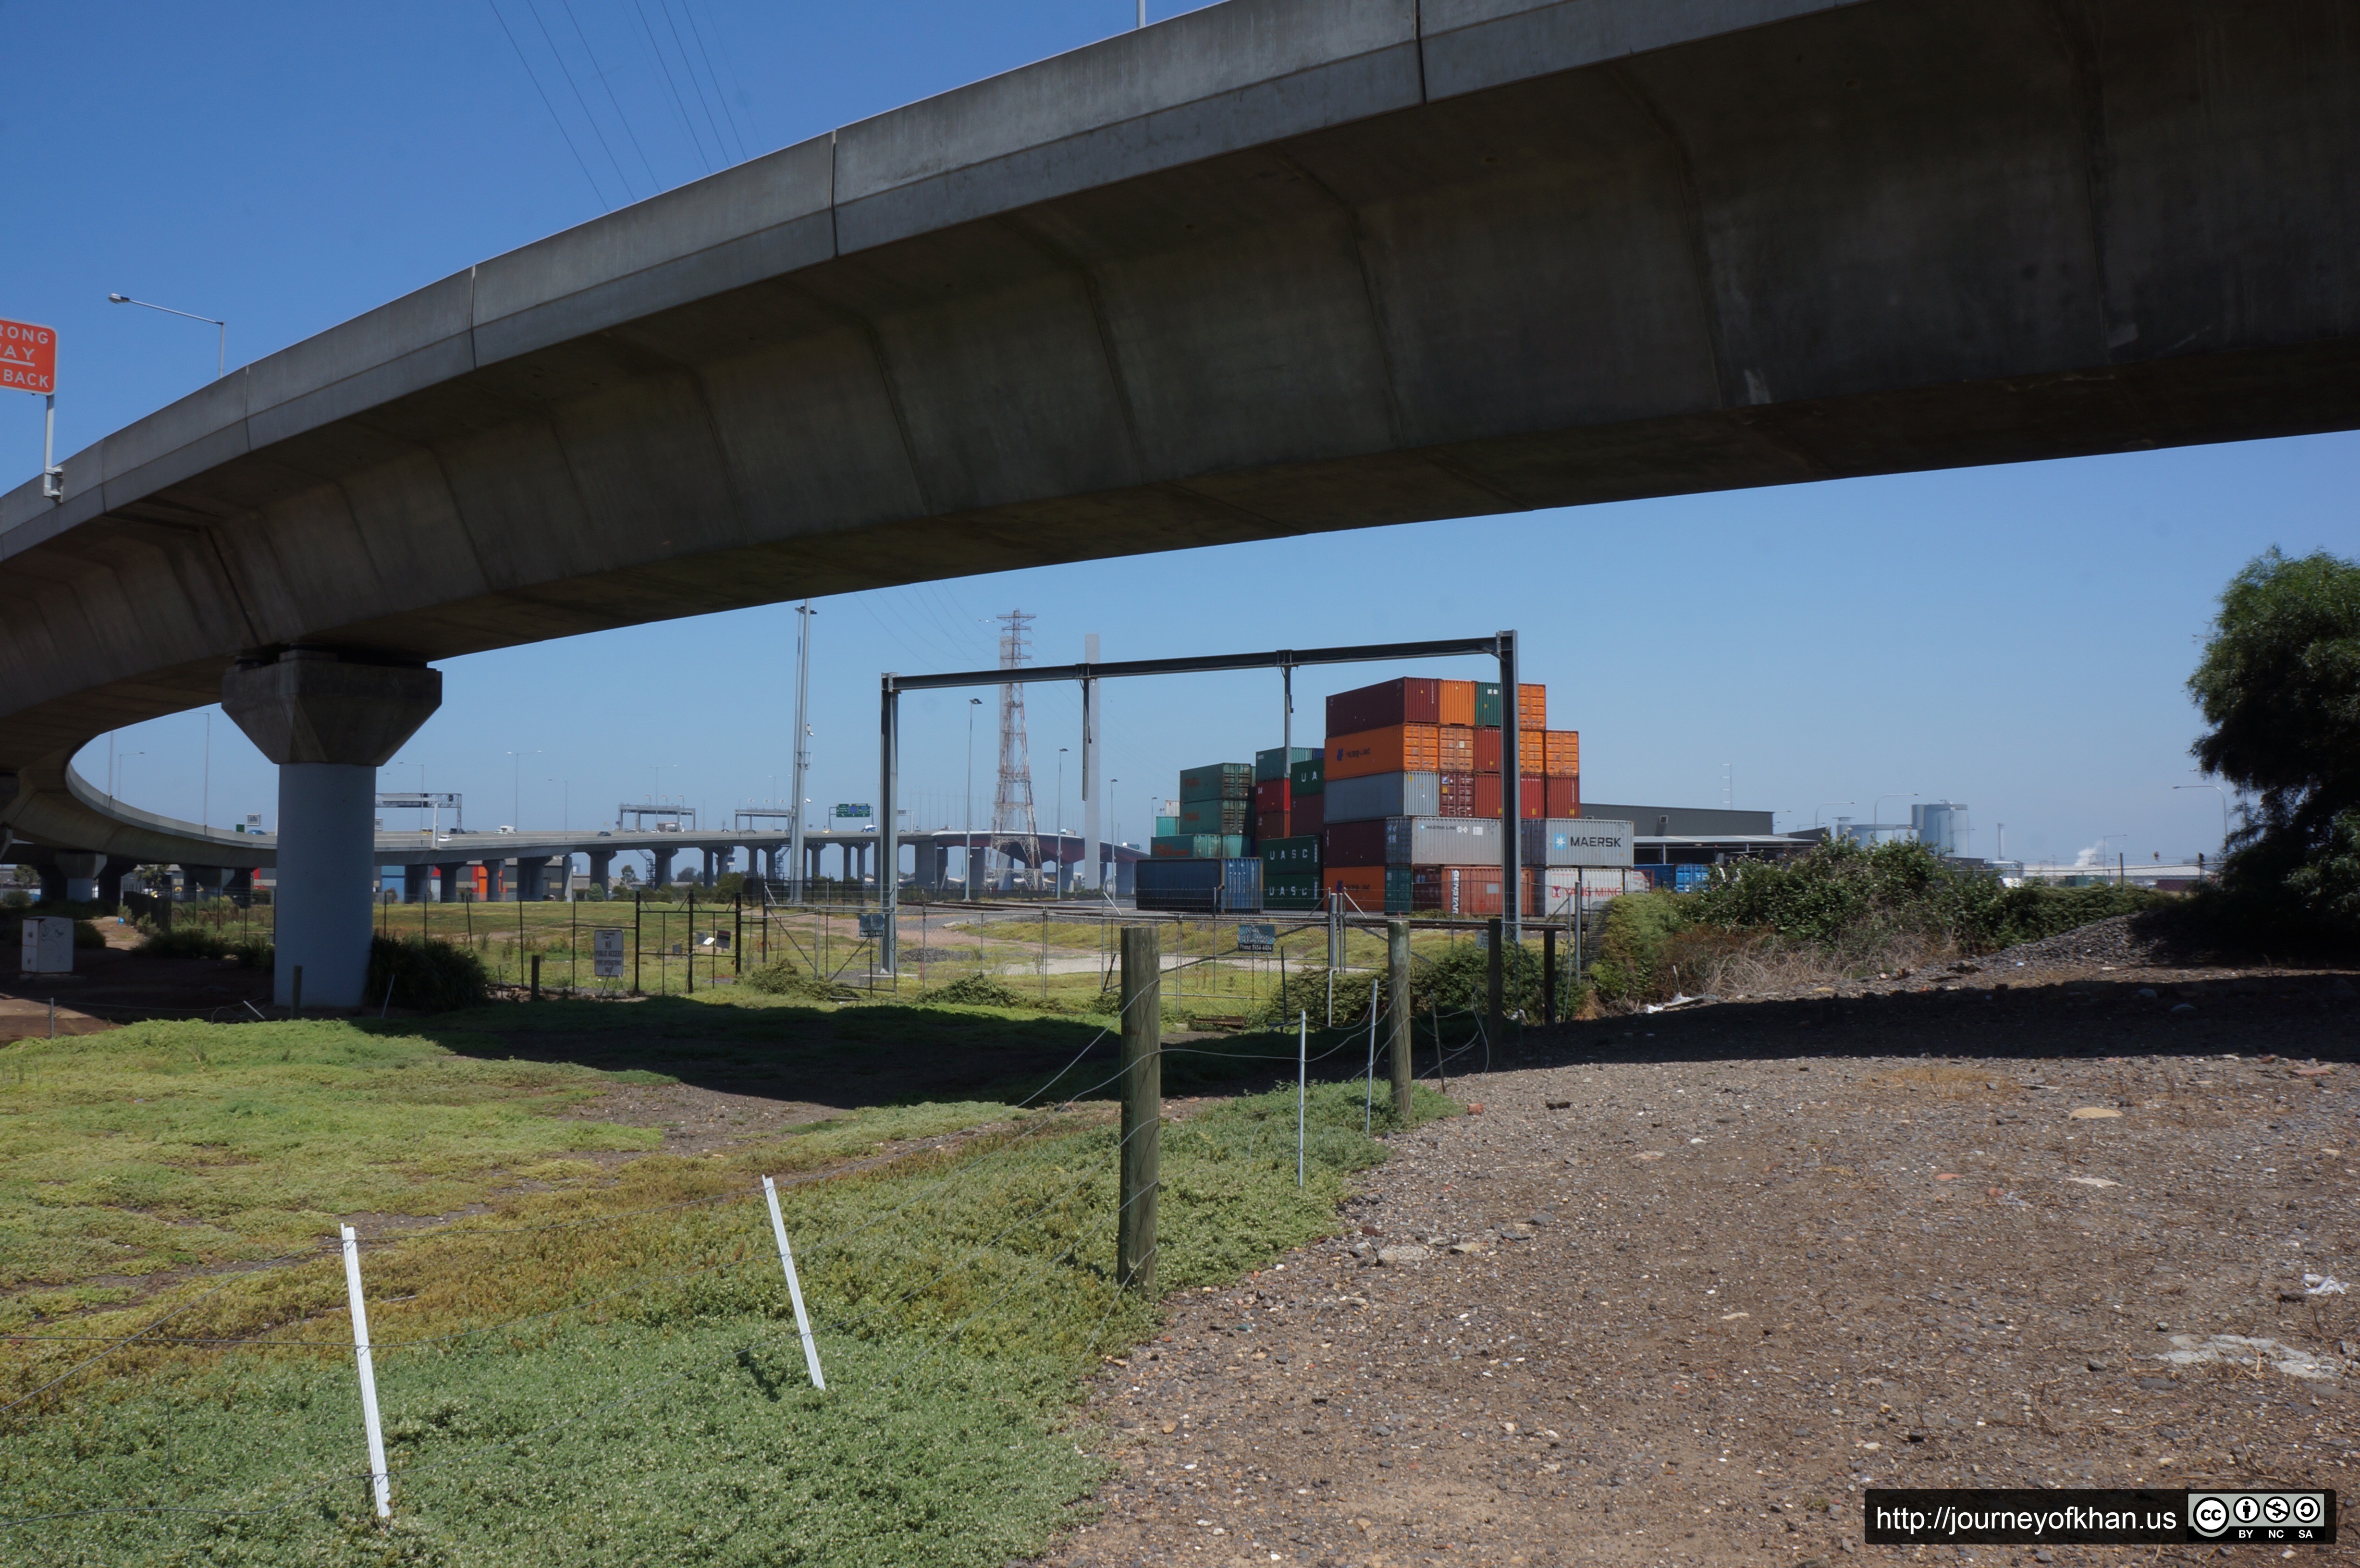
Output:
top-left (631, 0), bottom-right (713, 174)
top-left (487, 0), bottom-right (612, 210)
top-left (562, 0), bottom-right (661, 194)
top-left (525, 0), bottom-right (636, 202)
top-left (661, 0), bottom-right (740, 165)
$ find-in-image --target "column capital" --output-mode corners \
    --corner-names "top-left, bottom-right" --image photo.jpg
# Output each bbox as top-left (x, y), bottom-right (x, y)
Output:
top-left (221, 648), bottom-right (441, 767)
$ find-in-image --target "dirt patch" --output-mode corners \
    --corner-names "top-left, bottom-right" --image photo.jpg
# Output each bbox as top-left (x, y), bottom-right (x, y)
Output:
top-left (1050, 965), bottom-right (2359, 1568)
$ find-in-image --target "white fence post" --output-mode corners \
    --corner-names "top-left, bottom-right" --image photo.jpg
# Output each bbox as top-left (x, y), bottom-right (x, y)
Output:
top-left (762, 1176), bottom-right (826, 1390)
top-left (339, 1224), bottom-right (392, 1519)
top-left (1364, 980), bottom-right (1379, 1133)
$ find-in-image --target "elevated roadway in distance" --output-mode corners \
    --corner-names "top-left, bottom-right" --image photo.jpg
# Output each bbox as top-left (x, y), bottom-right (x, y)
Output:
top-left (2, 0), bottom-right (2353, 990)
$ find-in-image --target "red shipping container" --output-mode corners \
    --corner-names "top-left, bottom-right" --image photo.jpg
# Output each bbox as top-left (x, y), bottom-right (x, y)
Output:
top-left (1326, 677), bottom-right (1441, 736)
top-left (1474, 775), bottom-right (1546, 819)
top-left (1438, 773), bottom-right (1477, 817)
top-left (1437, 724), bottom-right (1475, 774)
top-left (1438, 679), bottom-right (1476, 726)
top-left (1324, 819), bottom-right (1389, 868)
top-left (1474, 727), bottom-right (1545, 775)
top-left (1254, 777), bottom-right (1290, 814)
top-left (1293, 792), bottom-right (1323, 835)
top-left (1411, 865), bottom-right (1506, 916)
top-left (1544, 776), bottom-right (1579, 817)
top-left (1255, 808), bottom-right (1290, 843)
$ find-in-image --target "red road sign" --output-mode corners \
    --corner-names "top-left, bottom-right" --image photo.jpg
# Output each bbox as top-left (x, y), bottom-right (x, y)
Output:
top-left (0, 318), bottom-right (57, 394)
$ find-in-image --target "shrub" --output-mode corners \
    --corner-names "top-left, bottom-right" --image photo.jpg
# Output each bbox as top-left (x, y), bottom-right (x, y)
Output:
top-left (743, 960), bottom-right (860, 1003)
top-left (914, 973), bottom-right (1034, 1010)
top-left (1585, 891), bottom-right (1694, 1005)
top-left (365, 935), bottom-right (492, 1013)
top-left (135, 925), bottom-right (273, 967)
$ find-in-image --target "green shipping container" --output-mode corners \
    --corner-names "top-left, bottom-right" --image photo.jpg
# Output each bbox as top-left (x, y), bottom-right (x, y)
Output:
top-left (1474, 682), bottom-right (1502, 727)
top-left (1256, 746), bottom-right (1316, 783)
top-left (1261, 834), bottom-right (1321, 872)
top-left (1288, 756), bottom-right (1325, 796)
top-left (1264, 870), bottom-right (1322, 910)
top-left (1179, 798), bottom-right (1251, 835)
top-left (1387, 866), bottom-right (1414, 913)
top-left (1154, 815), bottom-right (1179, 837)
top-left (1178, 762), bottom-right (1254, 803)
top-left (1152, 833), bottom-right (1247, 858)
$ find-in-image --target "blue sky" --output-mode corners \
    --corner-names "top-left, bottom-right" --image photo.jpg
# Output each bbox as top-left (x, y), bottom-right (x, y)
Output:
top-left (11, 2), bottom-right (2355, 870)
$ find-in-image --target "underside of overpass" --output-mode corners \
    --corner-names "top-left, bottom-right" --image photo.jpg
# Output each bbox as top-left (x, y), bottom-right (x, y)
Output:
top-left (2, 0), bottom-right (2354, 993)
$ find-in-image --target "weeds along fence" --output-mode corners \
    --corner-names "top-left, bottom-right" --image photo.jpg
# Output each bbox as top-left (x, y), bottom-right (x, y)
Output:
top-left (0, 988), bottom-right (1472, 1549)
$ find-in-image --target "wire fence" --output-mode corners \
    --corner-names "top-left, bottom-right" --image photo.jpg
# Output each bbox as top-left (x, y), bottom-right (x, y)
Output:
top-left (0, 944), bottom-right (1497, 1539)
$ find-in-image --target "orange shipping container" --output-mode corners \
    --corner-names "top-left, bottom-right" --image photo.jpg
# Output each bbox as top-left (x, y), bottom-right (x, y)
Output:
top-left (1326, 723), bottom-right (1441, 781)
top-left (1519, 683), bottom-right (1546, 730)
top-left (1324, 865), bottom-right (1388, 907)
top-left (1543, 730), bottom-right (1580, 779)
top-left (1438, 679), bottom-right (1476, 726)
top-left (1437, 724), bottom-right (1475, 774)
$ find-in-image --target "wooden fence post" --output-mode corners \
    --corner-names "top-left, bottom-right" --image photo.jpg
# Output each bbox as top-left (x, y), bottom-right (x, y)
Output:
top-left (1118, 925), bottom-right (1162, 1293)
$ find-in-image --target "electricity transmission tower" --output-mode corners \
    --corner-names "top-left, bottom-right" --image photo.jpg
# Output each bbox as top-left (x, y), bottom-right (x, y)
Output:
top-left (990, 610), bottom-right (1041, 892)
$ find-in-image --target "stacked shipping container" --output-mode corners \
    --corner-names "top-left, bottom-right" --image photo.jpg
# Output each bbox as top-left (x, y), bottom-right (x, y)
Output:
top-left (1308, 675), bottom-right (1581, 914)
top-left (1141, 760), bottom-right (1265, 912)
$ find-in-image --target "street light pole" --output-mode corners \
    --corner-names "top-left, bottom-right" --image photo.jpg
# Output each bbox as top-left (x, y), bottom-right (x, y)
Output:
top-left (1814, 800), bottom-right (1854, 832)
top-left (506, 750), bottom-right (540, 829)
top-left (965, 696), bottom-right (982, 901)
top-left (789, 601), bottom-right (814, 903)
top-left (109, 294), bottom-right (225, 378)
top-left (2176, 783), bottom-right (2231, 861)
top-left (1057, 746), bottom-right (1068, 893)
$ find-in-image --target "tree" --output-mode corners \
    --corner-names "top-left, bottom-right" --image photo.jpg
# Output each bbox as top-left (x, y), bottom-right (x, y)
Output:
top-left (2188, 547), bottom-right (2360, 935)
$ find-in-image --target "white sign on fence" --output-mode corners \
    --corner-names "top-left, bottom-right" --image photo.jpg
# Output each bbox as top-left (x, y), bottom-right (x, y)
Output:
top-left (591, 928), bottom-right (625, 979)
top-left (19, 916), bottom-right (73, 974)
top-left (1235, 922), bottom-right (1276, 954)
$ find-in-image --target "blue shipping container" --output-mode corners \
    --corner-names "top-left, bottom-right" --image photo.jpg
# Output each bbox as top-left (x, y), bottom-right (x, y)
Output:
top-left (1135, 856), bottom-right (1262, 913)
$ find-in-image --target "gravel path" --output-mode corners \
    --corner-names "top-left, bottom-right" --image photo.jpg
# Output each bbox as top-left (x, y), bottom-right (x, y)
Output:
top-left (1050, 965), bottom-right (2359, 1568)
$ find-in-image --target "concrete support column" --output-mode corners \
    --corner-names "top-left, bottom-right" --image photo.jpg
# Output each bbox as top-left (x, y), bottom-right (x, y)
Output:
top-left (36, 863), bottom-right (66, 904)
top-left (228, 866), bottom-right (255, 899)
top-left (98, 856), bottom-right (138, 907)
top-left (588, 850), bottom-right (614, 897)
top-left (967, 843), bottom-right (984, 894)
top-left (221, 648), bottom-right (440, 1008)
top-left (515, 855), bottom-right (553, 901)
top-left (186, 865), bottom-right (228, 899)
top-left (56, 851), bottom-right (102, 903)
top-left (433, 862), bottom-right (467, 902)
top-left (403, 864), bottom-right (431, 903)
top-left (484, 860), bottom-right (508, 901)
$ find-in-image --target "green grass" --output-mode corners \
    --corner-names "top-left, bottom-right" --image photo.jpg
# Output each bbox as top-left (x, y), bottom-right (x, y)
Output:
top-left (0, 1010), bottom-right (1453, 1565)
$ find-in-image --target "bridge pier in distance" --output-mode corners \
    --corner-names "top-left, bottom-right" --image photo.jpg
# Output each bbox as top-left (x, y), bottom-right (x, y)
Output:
top-left (587, 850), bottom-right (614, 897)
top-left (432, 862), bottom-right (467, 902)
top-left (515, 855), bottom-right (553, 901)
top-left (402, 865), bottom-right (431, 903)
top-left (222, 649), bottom-right (441, 1009)
top-left (55, 851), bottom-right (102, 903)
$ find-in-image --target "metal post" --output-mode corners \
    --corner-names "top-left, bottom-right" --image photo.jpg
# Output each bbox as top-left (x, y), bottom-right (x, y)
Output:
top-left (685, 885), bottom-right (695, 995)
top-left (41, 393), bottom-right (62, 500)
top-left (1499, 628), bottom-right (1521, 945)
top-left (633, 889), bottom-right (641, 994)
top-left (1364, 979), bottom-right (1379, 1132)
top-left (761, 1176), bottom-right (827, 1390)
top-left (1388, 920), bottom-right (1412, 1118)
top-left (1543, 927), bottom-right (1557, 1026)
top-left (530, 953), bottom-right (541, 1001)
top-left (339, 1225), bottom-right (393, 1519)
top-left (790, 601), bottom-right (812, 904)
top-left (879, 680), bottom-right (899, 975)
top-left (1117, 925), bottom-right (1162, 1292)
top-left (1486, 916), bottom-right (1504, 1052)
top-left (1082, 633), bottom-right (1101, 891)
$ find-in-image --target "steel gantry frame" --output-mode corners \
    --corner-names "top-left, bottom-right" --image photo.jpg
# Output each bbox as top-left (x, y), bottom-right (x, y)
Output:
top-left (877, 631), bottom-right (1520, 975)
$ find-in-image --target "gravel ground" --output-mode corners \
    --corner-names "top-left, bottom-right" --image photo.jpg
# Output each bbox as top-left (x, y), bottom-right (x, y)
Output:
top-left (1050, 962), bottom-right (2358, 1568)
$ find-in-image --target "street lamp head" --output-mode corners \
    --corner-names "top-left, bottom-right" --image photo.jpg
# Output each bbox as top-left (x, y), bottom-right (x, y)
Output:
top-left (108, 293), bottom-right (128, 303)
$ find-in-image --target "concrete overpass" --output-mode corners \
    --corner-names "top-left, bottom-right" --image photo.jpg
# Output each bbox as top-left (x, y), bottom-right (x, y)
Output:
top-left (4, 0), bottom-right (2355, 1001)
top-left (25, 825), bottom-right (1143, 905)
